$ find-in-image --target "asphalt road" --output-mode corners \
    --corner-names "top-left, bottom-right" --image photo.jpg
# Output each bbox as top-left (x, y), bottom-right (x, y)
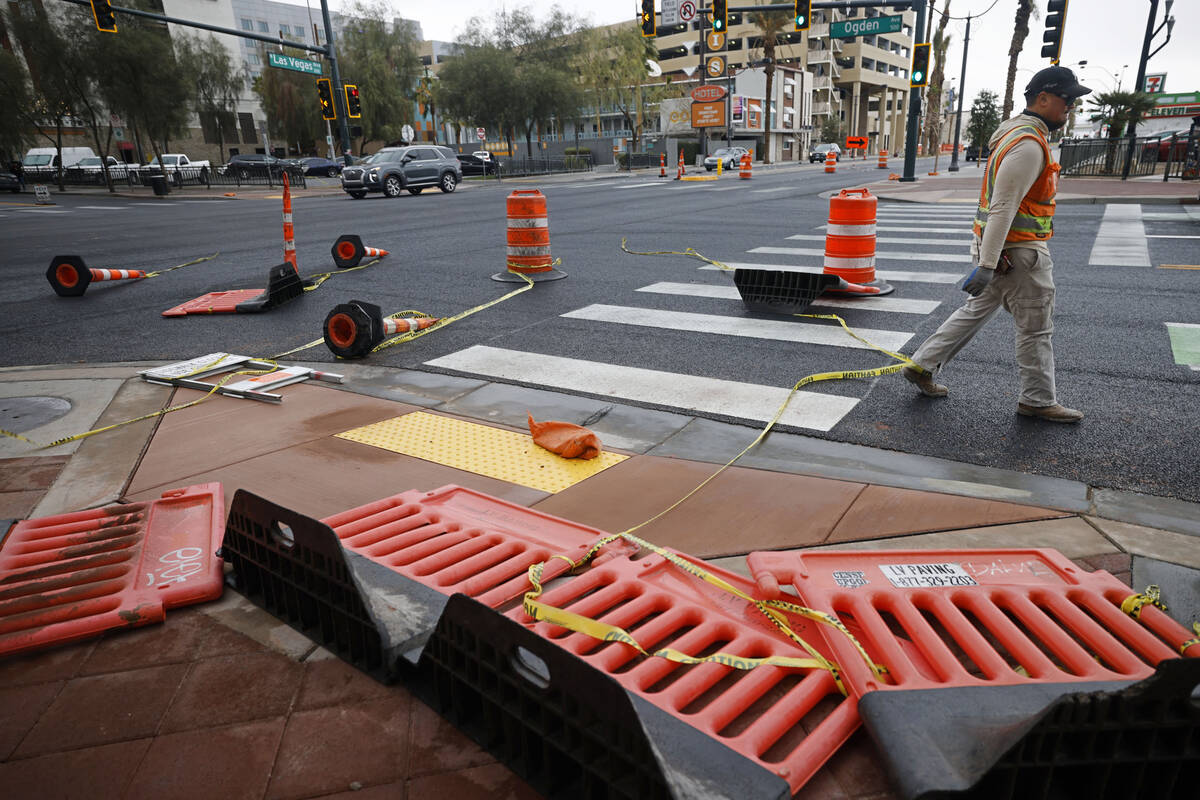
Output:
top-left (2, 158), bottom-right (1198, 503)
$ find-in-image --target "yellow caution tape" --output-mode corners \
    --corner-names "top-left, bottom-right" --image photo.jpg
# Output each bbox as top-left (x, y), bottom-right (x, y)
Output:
top-left (142, 252), bottom-right (220, 278)
top-left (1121, 585), bottom-right (1167, 619)
top-left (0, 354), bottom-right (279, 451)
top-left (301, 258), bottom-right (383, 292)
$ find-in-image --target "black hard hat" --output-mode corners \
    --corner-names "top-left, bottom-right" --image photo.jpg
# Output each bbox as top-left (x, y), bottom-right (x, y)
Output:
top-left (1025, 66), bottom-right (1092, 100)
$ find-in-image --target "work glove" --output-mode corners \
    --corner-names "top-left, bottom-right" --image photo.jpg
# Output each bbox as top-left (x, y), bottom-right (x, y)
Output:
top-left (962, 265), bottom-right (994, 296)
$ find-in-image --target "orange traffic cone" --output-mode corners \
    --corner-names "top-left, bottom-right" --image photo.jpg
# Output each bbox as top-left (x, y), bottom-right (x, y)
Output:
top-left (323, 300), bottom-right (439, 358)
top-left (46, 255), bottom-right (146, 297)
top-left (331, 235), bottom-right (389, 269)
top-left (659, 153), bottom-right (667, 178)
top-left (824, 150), bottom-right (837, 173)
top-left (282, 171), bottom-right (297, 272)
top-left (676, 149), bottom-right (684, 180)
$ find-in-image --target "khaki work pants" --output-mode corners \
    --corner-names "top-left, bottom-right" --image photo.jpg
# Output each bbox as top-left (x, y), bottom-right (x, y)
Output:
top-left (911, 247), bottom-right (1057, 407)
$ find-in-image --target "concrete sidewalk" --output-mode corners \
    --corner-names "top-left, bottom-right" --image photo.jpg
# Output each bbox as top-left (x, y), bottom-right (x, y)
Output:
top-left (3, 359), bottom-right (1199, 799)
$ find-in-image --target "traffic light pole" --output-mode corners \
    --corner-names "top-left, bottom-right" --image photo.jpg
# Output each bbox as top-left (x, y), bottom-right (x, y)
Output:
top-left (900, 0), bottom-right (927, 182)
top-left (319, 0), bottom-right (353, 166)
top-left (947, 14), bottom-right (969, 172)
top-left (1121, 0), bottom-right (1159, 180)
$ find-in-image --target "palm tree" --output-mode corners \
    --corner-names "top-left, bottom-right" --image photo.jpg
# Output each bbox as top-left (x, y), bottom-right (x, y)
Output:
top-left (1001, 0), bottom-right (1038, 120)
top-left (747, 7), bottom-right (793, 164)
top-left (1087, 90), bottom-right (1157, 173)
top-left (922, 0), bottom-right (953, 156)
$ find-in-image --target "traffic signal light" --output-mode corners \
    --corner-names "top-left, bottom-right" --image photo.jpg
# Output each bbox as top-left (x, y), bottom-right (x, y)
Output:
top-left (344, 84), bottom-right (361, 118)
top-left (712, 0), bottom-right (727, 33)
top-left (794, 1), bottom-right (811, 31)
top-left (90, 0), bottom-right (117, 33)
top-left (910, 42), bottom-right (931, 87)
top-left (640, 0), bottom-right (655, 38)
top-left (1041, 0), bottom-right (1068, 63)
top-left (316, 78), bottom-right (336, 121)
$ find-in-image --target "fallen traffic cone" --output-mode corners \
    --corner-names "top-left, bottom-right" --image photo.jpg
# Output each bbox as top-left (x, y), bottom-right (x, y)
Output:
top-left (331, 235), bottom-right (389, 269)
top-left (658, 153), bottom-right (667, 178)
top-left (739, 152), bottom-right (752, 179)
top-left (323, 300), bottom-right (438, 358)
top-left (888, 173), bottom-right (901, 181)
top-left (47, 256), bottom-right (146, 297)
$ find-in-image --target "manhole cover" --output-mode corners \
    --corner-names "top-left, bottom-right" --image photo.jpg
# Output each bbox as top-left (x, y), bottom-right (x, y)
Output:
top-left (0, 396), bottom-right (72, 433)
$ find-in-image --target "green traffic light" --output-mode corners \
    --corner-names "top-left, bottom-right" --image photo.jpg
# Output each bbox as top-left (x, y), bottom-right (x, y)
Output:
top-left (796, 16), bottom-right (806, 26)
top-left (914, 71), bottom-right (924, 82)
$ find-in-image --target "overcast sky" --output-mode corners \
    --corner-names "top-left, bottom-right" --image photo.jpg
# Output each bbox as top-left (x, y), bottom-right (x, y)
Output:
top-left (309, 1), bottom-right (1196, 105)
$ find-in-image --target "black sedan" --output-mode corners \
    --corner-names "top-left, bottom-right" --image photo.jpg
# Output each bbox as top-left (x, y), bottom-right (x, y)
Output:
top-left (456, 153), bottom-right (498, 176)
top-left (299, 157), bottom-right (344, 177)
top-left (0, 170), bottom-right (20, 193)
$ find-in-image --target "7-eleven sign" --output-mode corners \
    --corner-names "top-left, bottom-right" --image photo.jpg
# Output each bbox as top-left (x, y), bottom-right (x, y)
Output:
top-left (1143, 73), bottom-right (1166, 94)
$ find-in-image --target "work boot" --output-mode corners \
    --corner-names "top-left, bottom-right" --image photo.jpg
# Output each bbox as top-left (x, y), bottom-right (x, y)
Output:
top-left (902, 366), bottom-right (947, 398)
top-left (1017, 403), bottom-right (1084, 423)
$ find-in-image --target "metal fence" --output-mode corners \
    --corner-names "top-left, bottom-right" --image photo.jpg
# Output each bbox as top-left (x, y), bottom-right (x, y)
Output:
top-left (1163, 129), bottom-right (1199, 181)
top-left (496, 154), bottom-right (593, 178)
top-left (1058, 135), bottom-right (1165, 178)
top-left (23, 164), bottom-right (307, 190)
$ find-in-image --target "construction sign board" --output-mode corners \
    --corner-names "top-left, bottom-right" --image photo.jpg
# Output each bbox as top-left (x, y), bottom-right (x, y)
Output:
top-left (845, 136), bottom-right (868, 149)
top-left (692, 101), bottom-right (727, 128)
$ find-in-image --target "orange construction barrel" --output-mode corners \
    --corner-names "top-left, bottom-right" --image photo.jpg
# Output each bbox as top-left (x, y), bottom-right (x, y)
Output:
top-left (824, 150), bottom-right (837, 173)
top-left (822, 188), bottom-right (893, 296)
top-left (739, 152), bottom-right (752, 179)
top-left (493, 189), bottom-right (566, 282)
top-left (877, 149), bottom-right (888, 169)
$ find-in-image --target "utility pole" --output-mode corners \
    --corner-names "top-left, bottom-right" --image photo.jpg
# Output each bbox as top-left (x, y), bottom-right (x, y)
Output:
top-left (698, 10), bottom-right (709, 160)
top-left (901, 0), bottom-right (928, 181)
top-left (1122, 0), bottom-right (1174, 179)
top-left (948, 14), bottom-right (969, 172)
top-left (319, 0), bottom-right (353, 166)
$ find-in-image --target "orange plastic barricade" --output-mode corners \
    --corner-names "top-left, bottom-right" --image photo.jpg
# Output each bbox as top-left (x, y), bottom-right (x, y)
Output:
top-left (0, 483), bottom-right (225, 656)
top-left (507, 551), bottom-right (859, 796)
top-left (47, 255), bottom-right (147, 297)
top-left (493, 189), bottom-right (565, 282)
top-left (822, 187), bottom-right (894, 296)
top-left (824, 150), bottom-right (837, 173)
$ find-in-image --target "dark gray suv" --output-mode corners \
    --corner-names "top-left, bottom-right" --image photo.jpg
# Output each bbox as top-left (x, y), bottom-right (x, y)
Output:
top-left (341, 145), bottom-right (463, 199)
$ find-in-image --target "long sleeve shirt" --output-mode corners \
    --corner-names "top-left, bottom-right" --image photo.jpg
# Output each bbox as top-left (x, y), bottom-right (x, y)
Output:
top-left (971, 114), bottom-right (1053, 269)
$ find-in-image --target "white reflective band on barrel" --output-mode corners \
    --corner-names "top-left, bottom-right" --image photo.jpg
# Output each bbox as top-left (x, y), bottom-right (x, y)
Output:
top-left (507, 246), bottom-right (552, 257)
top-left (507, 218), bottom-right (549, 228)
top-left (823, 255), bottom-right (876, 269)
top-left (827, 223), bottom-right (876, 236)
top-left (283, 213), bottom-right (293, 223)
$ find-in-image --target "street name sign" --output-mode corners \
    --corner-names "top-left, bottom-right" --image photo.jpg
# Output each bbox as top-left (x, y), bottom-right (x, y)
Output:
top-left (845, 136), bottom-right (868, 149)
top-left (831, 14), bottom-right (903, 39)
top-left (267, 52), bottom-right (323, 76)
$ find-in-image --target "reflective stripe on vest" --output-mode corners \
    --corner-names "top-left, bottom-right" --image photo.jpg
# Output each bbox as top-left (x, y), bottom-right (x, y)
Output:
top-left (973, 124), bottom-right (1057, 243)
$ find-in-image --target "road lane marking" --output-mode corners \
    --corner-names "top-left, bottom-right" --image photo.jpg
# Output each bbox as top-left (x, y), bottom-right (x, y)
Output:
top-left (561, 303), bottom-right (914, 351)
top-left (751, 246), bottom-right (971, 263)
top-left (425, 345), bottom-right (859, 432)
top-left (787, 234), bottom-right (969, 246)
top-left (1089, 204), bottom-right (1150, 266)
top-left (78, 205), bottom-right (129, 210)
top-left (637, 281), bottom-right (941, 314)
top-left (749, 186), bottom-right (794, 194)
top-left (713, 262), bottom-right (963, 283)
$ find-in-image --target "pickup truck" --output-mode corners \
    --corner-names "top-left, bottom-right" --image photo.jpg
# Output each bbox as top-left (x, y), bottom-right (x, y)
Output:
top-left (136, 154), bottom-right (211, 184)
top-left (69, 156), bottom-right (132, 181)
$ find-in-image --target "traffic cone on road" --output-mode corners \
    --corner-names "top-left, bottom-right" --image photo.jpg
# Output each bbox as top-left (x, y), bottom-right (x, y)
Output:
top-left (46, 256), bottom-right (146, 297)
top-left (282, 171), bottom-right (297, 272)
top-left (658, 153), bottom-right (667, 178)
top-left (739, 152), bottom-right (752, 179)
top-left (676, 149), bottom-right (684, 180)
top-left (331, 235), bottom-right (389, 269)
top-left (824, 150), bottom-right (837, 173)
top-left (324, 300), bottom-right (439, 358)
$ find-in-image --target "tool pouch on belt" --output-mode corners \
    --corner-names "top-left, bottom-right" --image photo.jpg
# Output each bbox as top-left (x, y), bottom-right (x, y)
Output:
top-left (528, 414), bottom-right (601, 460)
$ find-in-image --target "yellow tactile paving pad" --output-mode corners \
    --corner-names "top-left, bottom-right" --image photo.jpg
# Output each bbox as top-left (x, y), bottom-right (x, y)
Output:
top-left (335, 411), bottom-right (628, 493)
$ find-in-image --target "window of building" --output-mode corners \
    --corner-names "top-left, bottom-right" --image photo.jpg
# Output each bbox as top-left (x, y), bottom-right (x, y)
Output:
top-left (241, 18), bottom-right (253, 31)
top-left (293, 26), bottom-right (305, 40)
top-left (246, 53), bottom-right (260, 65)
top-left (257, 20), bottom-right (269, 33)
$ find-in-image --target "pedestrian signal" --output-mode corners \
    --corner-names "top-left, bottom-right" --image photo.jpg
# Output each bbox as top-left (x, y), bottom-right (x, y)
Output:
top-left (344, 84), bottom-right (361, 118)
top-left (1041, 0), bottom-right (1068, 63)
top-left (640, 0), bottom-right (655, 38)
top-left (316, 78), bottom-right (336, 121)
top-left (794, 0), bottom-right (811, 31)
top-left (90, 0), bottom-right (117, 32)
top-left (712, 0), bottom-right (727, 33)
top-left (910, 42), bottom-right (931, 87)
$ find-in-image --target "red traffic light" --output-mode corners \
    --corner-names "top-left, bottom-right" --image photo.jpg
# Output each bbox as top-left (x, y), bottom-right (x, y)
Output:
top-left (344, 84), bottom-right (361, 118)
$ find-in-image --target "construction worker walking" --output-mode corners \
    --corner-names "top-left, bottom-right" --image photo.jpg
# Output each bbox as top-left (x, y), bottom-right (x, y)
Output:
top-left (902, 66), bottom-right (1091, 423)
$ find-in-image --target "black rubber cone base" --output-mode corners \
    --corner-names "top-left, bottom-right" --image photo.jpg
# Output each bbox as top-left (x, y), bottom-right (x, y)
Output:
top-left (490, 268), bottom-right (567, 283)
top-left (823, 278), bottom-right (895, 297)
top-left (332, 234), bottom-right (365, 269)
top-left (46, 255), bottom-right (92, 297)
top-left (323, 300), bottom-right (386, 359)
top-left (235, 263), bottom-right (306, 313)
top-left (733, 269), bottom-right (840, 314)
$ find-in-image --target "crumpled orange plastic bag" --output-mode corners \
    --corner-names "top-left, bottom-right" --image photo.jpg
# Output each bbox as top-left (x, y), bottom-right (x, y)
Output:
top-left (527, 414), bottom-right (602, 460)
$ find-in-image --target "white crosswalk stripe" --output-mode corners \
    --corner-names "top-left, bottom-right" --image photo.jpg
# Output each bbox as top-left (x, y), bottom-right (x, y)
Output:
top-left (750, 246), bottom-right (971, 263)
top-left (712, 262), bottom-right (963, 283)
top-left (17, 208), bottom-right (70, 214)
top-left (561, 304), bottom-right (914, 351)
top-left (637, 281), bottom-right (941, 314)
top-left (425, 345), bottom-right (860, 432)
top-left (787, 234), bottom-right (969, 246)
top-left (749, 186), bottom-right (793, 194)
top-left (1089, 204), bottom-right (1150, 266)
top-left (818, 223), bottom-right (972, 235)
top-left (79, 206), bottom-right (130, 210)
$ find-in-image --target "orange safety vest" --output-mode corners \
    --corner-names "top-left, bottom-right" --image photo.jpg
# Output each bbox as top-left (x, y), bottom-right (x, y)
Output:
top-left (972, 124), bottom-right (1059, 243)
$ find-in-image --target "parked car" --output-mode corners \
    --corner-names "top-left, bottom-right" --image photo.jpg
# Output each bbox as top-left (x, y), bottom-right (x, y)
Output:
top-left (341, 145), bottom-right (463, 198)
top-left (221, 154), bottom-right (299, 179)
top-left (472, 150), bottom-right (492, 161)
top-left (965, 144), bottom-right (990, 162)
top-left (1148, 130), bottom-right (1190, 162)
top-left (136, 154), bottom-right (211, 184)
top-left (456, 153), bottom-right (498, 176)
top-left (70, 156), bottom-right (131, 180)
top-left (704, 146), bottom-right (750, 171)
top-left (0, 169), bottom-right (20, 193)
top-left (299, 156), bottom-right (344, 177)
top-left (809, 143), bottom-right (841, 163)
